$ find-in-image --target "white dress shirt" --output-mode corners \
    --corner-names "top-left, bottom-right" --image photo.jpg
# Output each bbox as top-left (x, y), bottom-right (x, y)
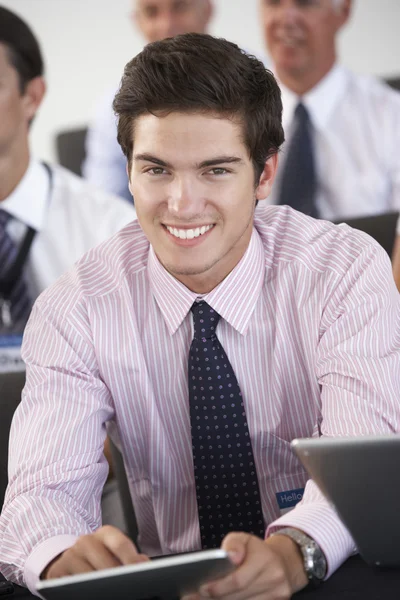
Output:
top-left (2, 159), bottom-right (135, 300)
top-left (267, 64), bottom-right (400, 233)
top-left (82, 86), bottom-right (132, 203)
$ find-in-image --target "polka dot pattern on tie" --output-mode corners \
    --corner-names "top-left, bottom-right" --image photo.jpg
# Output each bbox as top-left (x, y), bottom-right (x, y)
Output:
top-left (188, 301), bottom-right (264, 549)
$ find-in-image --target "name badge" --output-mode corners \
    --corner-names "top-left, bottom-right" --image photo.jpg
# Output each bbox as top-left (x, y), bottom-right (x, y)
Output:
top-left (0, 334), bottom-right (25, 373)
top-left (276, 487), bottom-right (304, 515)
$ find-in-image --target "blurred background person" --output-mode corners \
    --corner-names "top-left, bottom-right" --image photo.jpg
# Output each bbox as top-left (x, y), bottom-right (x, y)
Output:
top-left (0, 5), bottom-right (134, 528)
top-left (0, 6), bottom-right (135, 339)
top-left (259, 0), bottom-right (400, 265)
top-left (82, 0), bottom-right (213, 202)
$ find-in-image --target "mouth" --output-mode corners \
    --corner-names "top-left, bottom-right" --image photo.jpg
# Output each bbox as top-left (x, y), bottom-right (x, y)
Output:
top-left (164, 224), bottom-right (215, 240)
top-left (275, 34), bottom-right (303, 49)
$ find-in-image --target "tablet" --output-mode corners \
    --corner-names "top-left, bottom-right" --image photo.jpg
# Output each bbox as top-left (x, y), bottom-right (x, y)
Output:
top-left (36, 549), bottom-right (234, 600)
top-left (291, 435), bottom-right (400, 566)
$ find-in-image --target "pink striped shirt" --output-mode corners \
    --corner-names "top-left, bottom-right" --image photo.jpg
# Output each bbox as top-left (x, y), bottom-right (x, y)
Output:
top-left (1, 205), bottom-right (399, 594)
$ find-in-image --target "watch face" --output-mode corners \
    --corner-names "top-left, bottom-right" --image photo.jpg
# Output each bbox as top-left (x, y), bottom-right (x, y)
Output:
top-left (310, 547), bottom-right (327, 581)
top-left (313, 557), bottom-right (327, 581)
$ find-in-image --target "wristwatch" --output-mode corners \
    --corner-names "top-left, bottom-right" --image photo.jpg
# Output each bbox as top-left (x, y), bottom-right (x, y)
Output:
top-left (272, 527), bottom-right (327, 588)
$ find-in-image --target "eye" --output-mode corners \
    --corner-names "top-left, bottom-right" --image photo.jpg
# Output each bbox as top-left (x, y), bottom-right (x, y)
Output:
top-left (296, 0), bottom-right (321, 6)
top-left (208, 168), bottom-right (229, 176)
top-left (172, 0), bottom-right (191, 14)
top-left (146, 167), bottom-right (167, 175)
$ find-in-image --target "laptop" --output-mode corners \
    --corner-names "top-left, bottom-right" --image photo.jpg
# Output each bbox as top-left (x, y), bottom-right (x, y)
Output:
top-left (333, 211), bottom-right (399, 257)
top-left (291, 435), bottom-right (400, 567)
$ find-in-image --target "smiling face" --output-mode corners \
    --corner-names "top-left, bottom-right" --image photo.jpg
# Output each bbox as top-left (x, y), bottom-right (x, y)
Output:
top-left (129, 111), bottom-right (277, 293)
top-left (260, 0), bottom-right (350, 94)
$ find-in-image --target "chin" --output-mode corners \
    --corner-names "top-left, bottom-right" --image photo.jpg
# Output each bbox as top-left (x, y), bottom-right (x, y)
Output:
top-left (166, 255), bottom-right (219, 278)
top-left (169, 264), bottom-right (211, 277)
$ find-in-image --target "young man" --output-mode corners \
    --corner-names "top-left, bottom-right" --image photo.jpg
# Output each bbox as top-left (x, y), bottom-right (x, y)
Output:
top-left (82, 0), bottom-right (213, 202)
top-left (0, 33), bottom-right (399, 599)
top-left (0, 7), bottom-right (135, 350)
top-left (259, 0), bottom-right (400, 268)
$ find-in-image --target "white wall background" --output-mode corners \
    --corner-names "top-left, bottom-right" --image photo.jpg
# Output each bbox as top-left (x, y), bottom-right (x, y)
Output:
top-left (3, 0), bottom-right (400, 163)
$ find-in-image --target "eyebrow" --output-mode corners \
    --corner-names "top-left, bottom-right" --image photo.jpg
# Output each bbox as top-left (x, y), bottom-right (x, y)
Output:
top-left (134, 153), bottom-right (244, 169)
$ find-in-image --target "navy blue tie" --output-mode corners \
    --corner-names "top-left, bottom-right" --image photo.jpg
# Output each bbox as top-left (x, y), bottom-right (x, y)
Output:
top-left (278, 103), bottom-right (319, 218)
top-left (188, 301), bottom-right (264, 549)
top-left (0, 209), bottom-right (31, 329)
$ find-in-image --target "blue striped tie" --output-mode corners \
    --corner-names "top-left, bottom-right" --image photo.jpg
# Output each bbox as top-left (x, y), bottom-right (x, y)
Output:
top-left (0, 209), bottom-right (32, 329)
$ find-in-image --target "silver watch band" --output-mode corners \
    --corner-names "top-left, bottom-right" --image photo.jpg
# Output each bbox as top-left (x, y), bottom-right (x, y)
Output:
top-left (271, 527), bottom-right (327, 586)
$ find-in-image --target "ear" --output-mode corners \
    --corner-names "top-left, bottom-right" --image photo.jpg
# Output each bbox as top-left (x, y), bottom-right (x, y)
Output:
top-left (22, 76), bottom-right (46, 123)
top-left (126, 162), bottom-right (134, 196)
top-left (255, 153), bottom-right (278, 201)
top-left (336, 0), bottom-right (352, 28)
top-left (202, 0), bottom-right (213, 27)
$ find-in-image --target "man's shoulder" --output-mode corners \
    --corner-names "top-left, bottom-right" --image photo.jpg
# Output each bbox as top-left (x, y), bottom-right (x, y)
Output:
top-left (49, 163), bottom-right (135, 223)
top-left (50, 162), bottom-right (125, 202)
top-left (40, 219), bottom-right (149, 307)
top-left (345, 67), bottom-right (400, 110)
top-left (255, 204), bottom-right (383, 278)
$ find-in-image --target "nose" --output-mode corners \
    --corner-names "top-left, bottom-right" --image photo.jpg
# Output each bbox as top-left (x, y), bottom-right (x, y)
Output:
top-left (156, 10), bottom-right (178, 40)
top-left (274, 1), bottom-right (301, 28)
top-left (167, 176), bottom-right (205, 219)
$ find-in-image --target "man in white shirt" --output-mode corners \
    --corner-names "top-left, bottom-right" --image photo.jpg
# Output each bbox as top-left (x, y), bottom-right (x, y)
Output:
top-left (0, 6), bottom-right (135, 347)
top-left (259, 0), bottom-right (400, 267)
top-left (82, 0), bottom-right (213, 202)
top-left (0, 6), bottom-right (134, 537)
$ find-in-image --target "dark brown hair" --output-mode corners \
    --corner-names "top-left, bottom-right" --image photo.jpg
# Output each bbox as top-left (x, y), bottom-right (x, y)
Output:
top-left (0, 6), bottom-right (44, 93)
top-left (113, 33), bottom-right (284, 181)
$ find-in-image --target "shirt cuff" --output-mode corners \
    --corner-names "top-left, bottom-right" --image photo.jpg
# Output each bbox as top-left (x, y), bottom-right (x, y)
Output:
top-left (266, 502), bottom-right (356, 578)
top-left (24, 534), bottom-right (79, 596)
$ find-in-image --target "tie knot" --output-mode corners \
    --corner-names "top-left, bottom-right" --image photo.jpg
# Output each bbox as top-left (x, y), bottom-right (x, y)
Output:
top-left (0, 209), bottom-right (10, 229)
top-left (191, 301), bottom-right (221, 340)
top-left (294, 102), bottom-right (309, 123)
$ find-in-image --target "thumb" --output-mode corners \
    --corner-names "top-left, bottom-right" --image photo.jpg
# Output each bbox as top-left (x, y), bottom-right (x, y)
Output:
top-left (221, 532), bottom-right (249, 566)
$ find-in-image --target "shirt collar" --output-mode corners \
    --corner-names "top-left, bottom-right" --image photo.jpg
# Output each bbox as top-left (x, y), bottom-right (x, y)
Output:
top-left (148, 226), bottom-right (266, 337)
top-left (1, 158), bottom-right (50, 231)
top-left (280, 63), bottom-right (349, 131)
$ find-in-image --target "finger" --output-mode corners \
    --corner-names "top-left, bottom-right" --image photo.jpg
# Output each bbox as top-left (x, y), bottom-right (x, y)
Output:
top-left (221, 532), bottom-right (248, 566)
top-left (200, 563), bottom-right (265, 600)
top-left (201, 535), bottom-right (264, 598)
top-left (95, 526), bottom-right (149, 565)
top-left (73, 535), bottom-right (122, 570)
top-left (61, 554), bottom-right (94, 577)
top-left (45, 552), bottom-right (93, 579)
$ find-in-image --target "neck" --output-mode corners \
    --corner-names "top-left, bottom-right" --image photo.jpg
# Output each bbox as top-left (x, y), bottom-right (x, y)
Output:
top-left (170, 218), bottom-right (254, 294)
top-left (277, 55), bottom-right (336, 97)
top-left (0, 143), bottom-right (30, 203)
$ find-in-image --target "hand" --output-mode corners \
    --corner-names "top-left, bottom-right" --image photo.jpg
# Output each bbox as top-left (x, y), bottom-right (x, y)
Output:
top-left (41, 525), bottom-right (150, 580)
top-left (185, 532), bottom-right (308, 600)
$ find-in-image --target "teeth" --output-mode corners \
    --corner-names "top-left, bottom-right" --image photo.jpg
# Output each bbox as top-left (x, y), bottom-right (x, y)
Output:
top-left (166, 224), bottom-right (213, 240)
top-left (278, 37), bottom-right (300, 47)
